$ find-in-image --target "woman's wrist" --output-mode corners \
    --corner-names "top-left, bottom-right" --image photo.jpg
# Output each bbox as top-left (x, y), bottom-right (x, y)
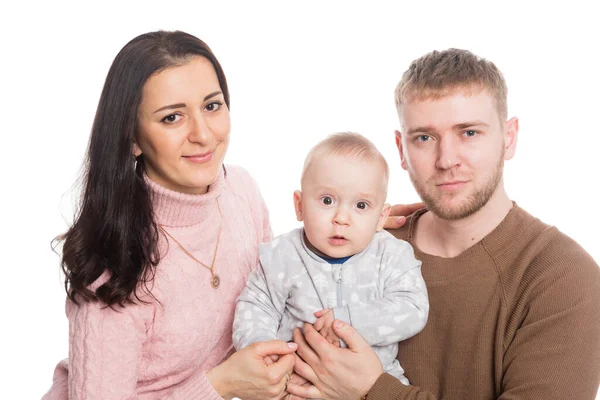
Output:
top-left (205, 362), bottom-right (234, 400)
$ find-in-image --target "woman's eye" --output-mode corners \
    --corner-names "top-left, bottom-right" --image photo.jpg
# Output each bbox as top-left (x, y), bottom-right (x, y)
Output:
top-left (205, 101), bottom-right (222, 112)
top-left (161, 114), bottom-right (181, 123)
top-left (321, 196), bottom-right (333, 205)
top-left (357, 201), bottom-right (368, 210)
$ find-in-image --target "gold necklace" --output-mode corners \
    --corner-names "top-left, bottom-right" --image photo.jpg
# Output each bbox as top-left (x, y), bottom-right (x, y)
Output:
top-left (158, 198), bottom-right (223, 289)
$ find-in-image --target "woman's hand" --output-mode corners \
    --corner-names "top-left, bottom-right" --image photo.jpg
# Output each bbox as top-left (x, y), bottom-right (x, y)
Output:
top-left (383, 202), bottom-right (424, 229)
top-left (206, 340), bottom-right (297, 400)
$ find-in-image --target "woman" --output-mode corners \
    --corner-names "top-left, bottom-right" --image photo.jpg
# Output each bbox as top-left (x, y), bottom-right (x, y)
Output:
top-left (42, 29), bottom-right (419, 400)
top-left (42, 30), bottom-right (298, 400)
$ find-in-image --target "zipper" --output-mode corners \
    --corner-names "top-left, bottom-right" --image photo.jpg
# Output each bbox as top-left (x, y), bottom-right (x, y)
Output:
top-left (333, 265), bottom-right (343, 307)
top-left (332, 265), bottom-right (346, 348)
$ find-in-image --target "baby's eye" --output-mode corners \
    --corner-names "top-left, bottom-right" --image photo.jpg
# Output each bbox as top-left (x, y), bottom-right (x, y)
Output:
top-left (321, 196), bottom-right (333, 205)
top-left (357, 201), bottom-right (368, 210)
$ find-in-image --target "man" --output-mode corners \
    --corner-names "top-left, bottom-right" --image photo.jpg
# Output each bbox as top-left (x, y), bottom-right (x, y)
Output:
top-left (287, 48), bottom-right (600, 399)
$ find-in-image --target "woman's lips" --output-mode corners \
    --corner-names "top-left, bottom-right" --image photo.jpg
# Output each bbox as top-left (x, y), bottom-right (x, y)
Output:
top-left (183, 151), bottom-right (214, 164)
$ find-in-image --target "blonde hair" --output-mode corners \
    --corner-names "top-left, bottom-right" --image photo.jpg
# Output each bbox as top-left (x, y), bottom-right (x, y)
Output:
top-left (395, 48), bottom-right (508, 120)
top-left (301, 132), bottom-right (389, 189)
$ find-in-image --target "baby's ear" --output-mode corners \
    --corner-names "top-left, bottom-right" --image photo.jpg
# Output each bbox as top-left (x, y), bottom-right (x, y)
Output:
top-left (377, 203), bottom-right (392, 231)
top-left (293, 190), bottom-right (304, 222)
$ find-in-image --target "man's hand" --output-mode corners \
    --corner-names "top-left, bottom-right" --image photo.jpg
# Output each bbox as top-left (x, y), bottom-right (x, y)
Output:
top-left (383, 202), bottom-right (424, 229)
top-left (313, 309), bottom-right (341, 347)
top-left (287, 321), bottom-right (384, 400)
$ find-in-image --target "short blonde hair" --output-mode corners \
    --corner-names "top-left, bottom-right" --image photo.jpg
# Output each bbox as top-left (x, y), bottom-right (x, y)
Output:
top-left (301, 132), bottom-right (389, 189)
top-left (395, 48), bottom-right (508, 120)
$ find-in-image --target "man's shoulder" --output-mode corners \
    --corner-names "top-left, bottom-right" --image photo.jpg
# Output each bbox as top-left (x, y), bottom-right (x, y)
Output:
top-left (499, 208), bottom-right (600, 352)
top-left (498, 205), bottom-right (599, 299)
top-left (501, 205), bottom-right (595, 269)
top-left (526, 223), bottom-right (598, 279)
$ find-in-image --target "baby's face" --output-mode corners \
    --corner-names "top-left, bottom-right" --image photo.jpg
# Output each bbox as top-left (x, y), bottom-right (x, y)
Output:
top-left (295, 154), bottom-right (389, 258)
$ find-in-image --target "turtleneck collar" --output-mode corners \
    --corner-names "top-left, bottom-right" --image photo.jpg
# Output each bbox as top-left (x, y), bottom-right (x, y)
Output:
top-left (145, 167), bottom-right (225, 227)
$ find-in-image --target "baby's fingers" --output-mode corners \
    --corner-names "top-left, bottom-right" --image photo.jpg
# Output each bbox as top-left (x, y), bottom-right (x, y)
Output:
top-left (313, 316), bottom-right (325, 331)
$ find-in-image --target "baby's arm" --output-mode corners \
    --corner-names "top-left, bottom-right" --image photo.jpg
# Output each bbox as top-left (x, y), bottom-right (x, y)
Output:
top-left (333, 241), bottom-right (429, 347)
top-left (232, 246), bottom-right (288, 351)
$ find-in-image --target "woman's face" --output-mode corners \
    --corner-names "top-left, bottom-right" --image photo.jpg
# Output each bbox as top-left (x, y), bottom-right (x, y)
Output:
top-left (135, 56), bottom-right (230, 195)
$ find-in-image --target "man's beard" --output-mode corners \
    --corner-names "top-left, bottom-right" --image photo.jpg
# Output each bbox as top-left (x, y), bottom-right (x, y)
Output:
top-left (410, 156), bottom-right (504, 221)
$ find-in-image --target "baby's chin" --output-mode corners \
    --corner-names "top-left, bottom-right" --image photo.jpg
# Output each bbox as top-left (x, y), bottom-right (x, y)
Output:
top-left (316, 243), bottom-right (368, 259)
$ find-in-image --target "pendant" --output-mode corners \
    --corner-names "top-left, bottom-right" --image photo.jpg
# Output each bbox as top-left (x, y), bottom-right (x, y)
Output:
top-left (211, 273), bottom-right (220, 289)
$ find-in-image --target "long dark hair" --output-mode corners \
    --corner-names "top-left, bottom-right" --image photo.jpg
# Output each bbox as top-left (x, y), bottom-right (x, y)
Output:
top-left (58, 31), bottom-right (230, 307)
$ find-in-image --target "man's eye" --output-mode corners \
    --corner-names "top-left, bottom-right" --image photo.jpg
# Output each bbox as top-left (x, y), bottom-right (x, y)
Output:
top-left (357, 201), bottom-right (368, 210)
top-left (322, 196), bottom-right (333, 205)
top-left (464, 130), bottom-right (478, 137)
top-left (417, 135), bottom-right (430, 142)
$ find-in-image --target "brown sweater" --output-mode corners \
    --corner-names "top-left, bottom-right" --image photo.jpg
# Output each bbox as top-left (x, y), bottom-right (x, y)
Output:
top-left (367, 204), bottom-right (600, 399)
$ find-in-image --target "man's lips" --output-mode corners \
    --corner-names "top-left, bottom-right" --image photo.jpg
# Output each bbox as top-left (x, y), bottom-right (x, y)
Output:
top-left (436, 180), bottom-right (468, 191)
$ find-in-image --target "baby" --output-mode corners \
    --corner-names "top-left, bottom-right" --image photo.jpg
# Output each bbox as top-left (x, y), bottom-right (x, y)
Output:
top-left (233, 132), bottom-right (429, 384)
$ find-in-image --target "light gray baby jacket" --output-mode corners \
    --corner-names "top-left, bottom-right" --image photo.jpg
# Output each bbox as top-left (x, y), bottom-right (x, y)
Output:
top-left (233, 228), bottom-right (429, 383)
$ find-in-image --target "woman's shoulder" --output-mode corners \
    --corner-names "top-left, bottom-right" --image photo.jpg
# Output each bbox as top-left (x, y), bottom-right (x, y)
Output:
top-left (222, 164), bottom-right (272, 241)
top-left (224, 164), bottom-right (255, 184)
top-left (66, 271), bottom-right (157, 318)
top-left (223, 164), bottom-right (262, 197)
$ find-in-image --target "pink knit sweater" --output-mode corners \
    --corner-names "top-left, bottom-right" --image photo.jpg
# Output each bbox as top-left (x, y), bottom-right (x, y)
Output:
top-left (42, 165), bottom-right (272, 400)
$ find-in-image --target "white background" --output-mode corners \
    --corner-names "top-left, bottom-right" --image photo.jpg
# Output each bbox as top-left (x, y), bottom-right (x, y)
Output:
top-left (1, 1), bottom-right (598, 398)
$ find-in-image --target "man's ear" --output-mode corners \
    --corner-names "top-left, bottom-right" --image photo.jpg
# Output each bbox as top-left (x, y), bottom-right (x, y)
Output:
top-left (395, 130), bottom-right (408, 170)
top-left (504, 117), bottom-right (519, 161)
top-left (376, 203), bottom-right (392, 231)
top-left (293, 190), bottom-right (304, 221)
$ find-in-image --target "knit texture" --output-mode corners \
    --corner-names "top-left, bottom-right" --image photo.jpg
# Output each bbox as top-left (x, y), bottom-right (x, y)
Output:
top-left (42, 165), bottom-right (272, 400)
top-left (367, 203), bottom-right (600, 399)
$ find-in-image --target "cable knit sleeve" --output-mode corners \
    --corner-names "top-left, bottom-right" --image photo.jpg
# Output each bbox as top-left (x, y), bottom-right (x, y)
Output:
top-left (64, 297), bottom-right (149, 399)
top-left (43, 299), bottom-right (224, 400)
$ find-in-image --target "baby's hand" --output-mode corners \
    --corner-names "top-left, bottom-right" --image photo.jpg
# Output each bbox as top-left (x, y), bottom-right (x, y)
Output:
top-left (313, 308), bottom-right (341, 347)
top-left (263, 354), bottom-right (280, 365)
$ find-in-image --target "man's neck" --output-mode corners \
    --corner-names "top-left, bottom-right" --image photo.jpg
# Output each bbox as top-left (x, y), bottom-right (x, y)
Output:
top-left (414, 188), bottom-right (513, 258)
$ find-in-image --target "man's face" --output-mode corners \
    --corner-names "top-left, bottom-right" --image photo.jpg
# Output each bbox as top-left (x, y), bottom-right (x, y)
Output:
top-left (397, 88), bottom-right (517, 220)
